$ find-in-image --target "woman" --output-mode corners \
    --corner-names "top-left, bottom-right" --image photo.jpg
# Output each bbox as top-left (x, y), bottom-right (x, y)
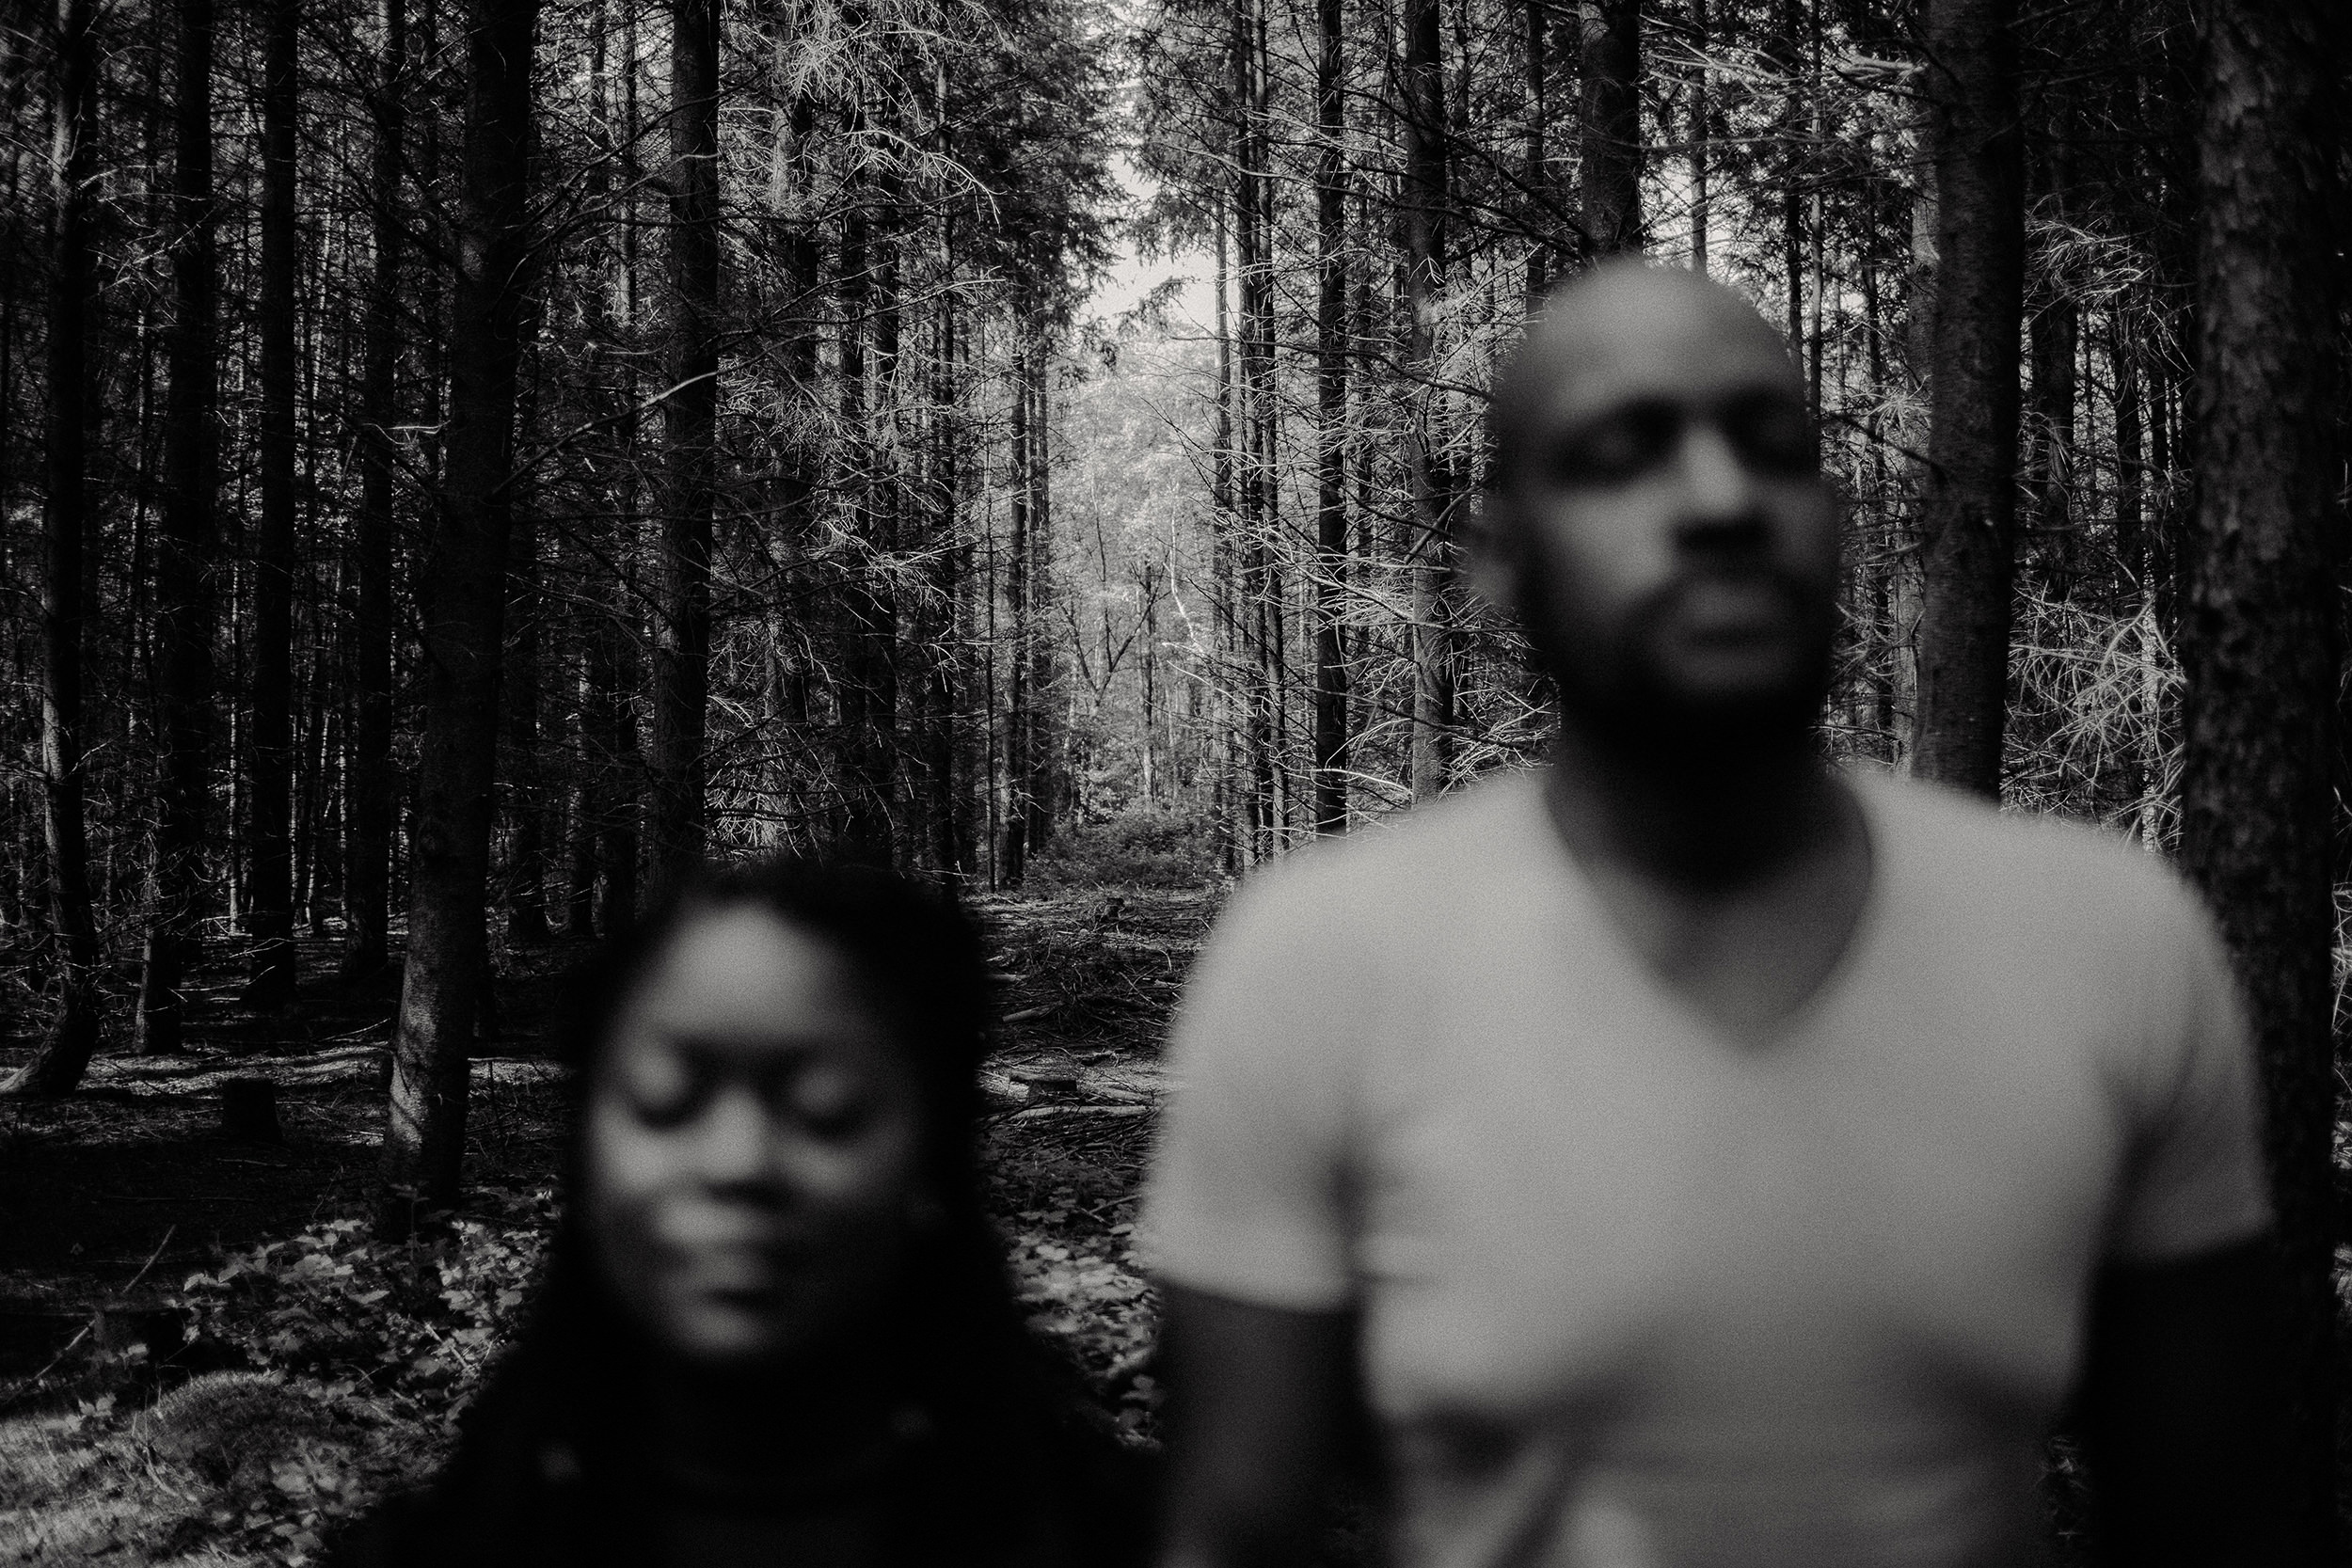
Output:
top-left (335, 858), bottom-right (1146, 1567)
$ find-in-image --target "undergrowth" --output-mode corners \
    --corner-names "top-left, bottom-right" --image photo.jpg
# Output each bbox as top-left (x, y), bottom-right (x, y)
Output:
top-left (176, 1188), bottom-right (554, 1398)
top-left (3, 1191), bottom-right (561, 1565)
top-left (1027, 801), bottom-right (1224, 890)
top-left (0, 1369), bottom-right (424, 1566)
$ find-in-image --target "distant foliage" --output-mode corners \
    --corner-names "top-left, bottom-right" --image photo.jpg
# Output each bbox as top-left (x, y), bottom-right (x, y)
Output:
top-left (1028, 802), bottom-right (1227, 890)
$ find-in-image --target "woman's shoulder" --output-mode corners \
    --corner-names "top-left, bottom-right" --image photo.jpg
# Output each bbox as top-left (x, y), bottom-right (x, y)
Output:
top-left (325, 1346), bottom-right (602, 1567)
top-left (906, 1322), bottom-right (1154, 1568)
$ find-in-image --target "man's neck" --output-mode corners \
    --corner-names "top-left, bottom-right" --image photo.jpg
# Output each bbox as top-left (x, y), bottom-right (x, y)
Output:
top-left (1543, 721), bottom-right (1846, 893)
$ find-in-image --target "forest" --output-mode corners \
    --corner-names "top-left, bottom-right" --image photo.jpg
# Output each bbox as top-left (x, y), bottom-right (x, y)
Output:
top-left (0, 0), bottom-right (2345, 1558)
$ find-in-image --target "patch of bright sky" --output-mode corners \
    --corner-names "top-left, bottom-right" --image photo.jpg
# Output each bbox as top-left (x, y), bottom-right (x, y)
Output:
top-left (1083, 154), bottom-right (1216, 334)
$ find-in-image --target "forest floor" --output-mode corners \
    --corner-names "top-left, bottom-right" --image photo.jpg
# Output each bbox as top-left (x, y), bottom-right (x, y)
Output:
top-left (0, 885), bottom-right (1212, 1566)
top-left (7, 877), bottom-right (2314, 1566)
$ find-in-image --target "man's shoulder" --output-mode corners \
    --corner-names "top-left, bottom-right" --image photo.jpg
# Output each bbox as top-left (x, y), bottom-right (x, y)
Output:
top-left (1858, 769), bottom-right (2209, 945)
top-left (1217, 768), bottom-right (1546, 932)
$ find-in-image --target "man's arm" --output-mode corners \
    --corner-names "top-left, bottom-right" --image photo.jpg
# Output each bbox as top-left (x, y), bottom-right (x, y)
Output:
top-left (2078, 1234), bottom-right (2288, 1566)
top-left (1156, 1285), bottom-right (1359, 1568)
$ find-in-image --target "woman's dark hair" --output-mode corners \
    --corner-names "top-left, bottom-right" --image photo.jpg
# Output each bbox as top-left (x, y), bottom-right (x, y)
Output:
top-left (334, 856), bottom-right (1143, 1568)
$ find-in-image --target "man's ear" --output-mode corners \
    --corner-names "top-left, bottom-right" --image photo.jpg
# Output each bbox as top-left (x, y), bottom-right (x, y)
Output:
top-left (1463, 489), bottom-right (1524, 620)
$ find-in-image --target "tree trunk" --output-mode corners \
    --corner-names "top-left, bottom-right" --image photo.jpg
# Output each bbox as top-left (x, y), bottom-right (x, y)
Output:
top-left (2177, 3), bottom-right (2342, 1558)
top-left (648, 0), bottom-right (719, 890)
top-left (377, 0), bottom-right (538, 1235)
top-left (302, 695), bottom-right (335, 933)
top-left (593, 610), bottom-right (642, 931)
top-left (246, 0), bottom-right (300, 1007)
top-left (344, 0), bottom-right (402, 981)
top-left (2025, 93), bottom-right (2078, 602)
top-left (1803, 9), bottom-right (1823, 419)
top-left (581, 0), bottom-right (639, 933)
top-left (1023, 355), bottom-right (1057, 859)
top-left (1889, 93), bottom-right (1936, 768)
top-left (2109, 322), bottom-right (2157, 839)
top-left (2110, 324), bottom-right (2145, 597)
top-left (1400, 0), bottom-right (1454, 798)
top-left (836, 180), bottom-right (899, 861)
top-left (1311, 0), bottom-right (1348, 835)
top-left (502, 276), bottom-right (549, 940)
top-left (768, 81), bottom-right (820, 853)
top-left (5, 0), bottom-right (104, 1097)
top-left (1234, 0), bottom-right (1277, 854)
top-left (136, 0), bottom-right (223, 1056)
top-left (1577, 0), bottom-right (1642, 257)
top-left (565, 663), bottom-right (599, 937)
top-left (1210, 210), bottom-right (1239, 872)
top-left (872, 187), bottom-right (906, 859)
top-left (1689, 0), bottom-right (1708, 275)
top-left (1521, 0), bottom-right (1550, 293)
top-left (1000, 337), bottom-right (1032, 886)
top-left (1860, 255), bottom-right (1895, 752)
top-left (561, 0), bottom-right (612, 937)
top-left (923, 294), bottom-right (965, 878)
top-left (1772, 0), bottom-right (1804, 370)
top-left (1907, 0), bottom-right (2024, 797)
top-left (503, 454), bottom-right (549, 942)
top-left (948, 283), bottom-right (982, 879)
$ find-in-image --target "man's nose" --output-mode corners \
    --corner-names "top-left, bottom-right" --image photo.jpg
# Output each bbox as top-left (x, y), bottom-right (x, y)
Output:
top-left (1667, 421), bottom-right (1772, 561)
top-left (1670, 420), bottom-right (1759, 523)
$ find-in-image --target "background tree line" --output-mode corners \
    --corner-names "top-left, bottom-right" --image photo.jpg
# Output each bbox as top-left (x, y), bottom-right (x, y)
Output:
top-left (0, 0), bottom-right (1116, 1109)
top-left (0, 0), bottom-right (2343, 1550)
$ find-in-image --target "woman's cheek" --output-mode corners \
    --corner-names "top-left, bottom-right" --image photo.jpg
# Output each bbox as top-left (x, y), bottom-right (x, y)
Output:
top-left (785, 1117), bottom-right (925, 1219)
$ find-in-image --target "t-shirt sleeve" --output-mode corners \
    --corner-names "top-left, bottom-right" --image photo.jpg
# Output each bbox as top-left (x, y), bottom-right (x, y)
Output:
top-left (1139, 867), bottom-right (1361, 1312)
top-left (2106, 885), bottom-right (2273, 1263)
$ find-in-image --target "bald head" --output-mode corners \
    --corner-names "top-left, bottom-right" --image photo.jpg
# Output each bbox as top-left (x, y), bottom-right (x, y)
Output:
top-left (1490, 261), bottom-right (1805, 490)
top-left (1473, 260), bottom-right (1836, 756)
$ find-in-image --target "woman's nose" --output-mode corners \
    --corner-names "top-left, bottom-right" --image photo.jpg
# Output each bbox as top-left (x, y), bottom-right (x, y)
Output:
top-left (690, 1083), bottom-right (786, 1192)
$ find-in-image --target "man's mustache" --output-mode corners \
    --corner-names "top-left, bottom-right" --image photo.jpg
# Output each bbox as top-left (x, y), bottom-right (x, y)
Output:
top-left (1634, 564), bottom-right (1820, 637)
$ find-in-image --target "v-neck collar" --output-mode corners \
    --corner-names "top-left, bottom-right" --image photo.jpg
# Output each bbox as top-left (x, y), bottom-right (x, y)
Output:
top-left (1517, 763), bottom-right (1888, 1051)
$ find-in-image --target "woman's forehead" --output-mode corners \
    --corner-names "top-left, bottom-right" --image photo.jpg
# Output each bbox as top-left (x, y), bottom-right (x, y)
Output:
top-left (621, 906), bottom-right (876, 1039)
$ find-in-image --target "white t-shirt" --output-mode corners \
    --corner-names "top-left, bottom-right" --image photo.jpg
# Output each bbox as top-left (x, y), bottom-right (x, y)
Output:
top-left (1143, 767), bottom-right (2270, 1568)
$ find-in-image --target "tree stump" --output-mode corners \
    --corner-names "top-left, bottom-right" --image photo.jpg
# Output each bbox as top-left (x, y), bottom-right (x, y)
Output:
top-left (94, 1301), bottom-right (190, 1360)
top-left (220, 1078), bottom-right (282, 1143)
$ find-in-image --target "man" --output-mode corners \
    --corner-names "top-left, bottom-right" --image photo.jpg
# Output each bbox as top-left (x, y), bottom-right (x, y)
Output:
top-left (1142, 262), bottom-right (2283, 1568)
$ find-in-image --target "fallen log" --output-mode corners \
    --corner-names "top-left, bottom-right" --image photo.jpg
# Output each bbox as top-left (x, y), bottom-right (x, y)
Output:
top-left (1001, 1103), bottom-right (1152, 1124)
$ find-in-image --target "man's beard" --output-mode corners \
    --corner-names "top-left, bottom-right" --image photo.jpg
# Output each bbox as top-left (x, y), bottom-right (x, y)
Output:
top-left (1533, 580), bottom-right (1836, 766)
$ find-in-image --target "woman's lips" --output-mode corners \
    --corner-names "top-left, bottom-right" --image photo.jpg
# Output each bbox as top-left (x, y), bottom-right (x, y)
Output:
top-left (649, 1206), bottom-right (821, 1289)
